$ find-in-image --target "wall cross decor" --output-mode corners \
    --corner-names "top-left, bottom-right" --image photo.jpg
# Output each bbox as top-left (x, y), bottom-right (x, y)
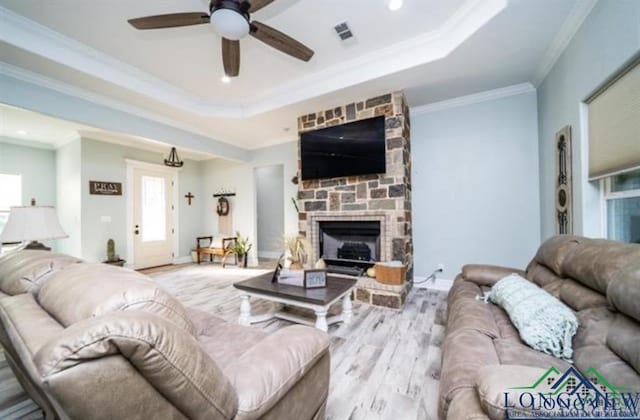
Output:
top-left (185, 192), bottom-right (195, 206)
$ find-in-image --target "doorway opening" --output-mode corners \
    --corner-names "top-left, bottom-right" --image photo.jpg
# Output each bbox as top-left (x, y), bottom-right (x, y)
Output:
top-left (254, 164), bottom-right (285, 259)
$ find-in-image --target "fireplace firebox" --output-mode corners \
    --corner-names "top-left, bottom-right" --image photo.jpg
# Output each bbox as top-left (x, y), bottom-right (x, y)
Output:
top-left (318, 221), bottom-right (380, 276)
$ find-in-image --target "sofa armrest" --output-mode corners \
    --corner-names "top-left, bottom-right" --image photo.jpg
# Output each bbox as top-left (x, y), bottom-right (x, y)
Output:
top-left (461, 264), bottom-right (525, 287)
top-left (224, 325), bottom-right (330, 420)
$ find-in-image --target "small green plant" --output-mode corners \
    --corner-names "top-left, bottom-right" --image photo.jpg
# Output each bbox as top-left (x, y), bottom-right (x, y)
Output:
top-left (107, 239), bottom-right (116, 262)
top-left (233, 231), bottom-right (253, 256)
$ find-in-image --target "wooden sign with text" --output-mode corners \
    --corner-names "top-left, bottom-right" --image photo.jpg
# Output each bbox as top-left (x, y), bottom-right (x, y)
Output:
top-left (89, 181), bottom-right (122, 196)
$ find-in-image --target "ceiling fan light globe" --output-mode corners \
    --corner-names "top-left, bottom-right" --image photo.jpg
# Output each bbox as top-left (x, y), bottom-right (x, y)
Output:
top-left (210, 9), bottom-right (250, 40)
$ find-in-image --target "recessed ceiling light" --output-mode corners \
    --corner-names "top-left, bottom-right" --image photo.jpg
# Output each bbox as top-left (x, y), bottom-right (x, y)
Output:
top-left (221, 75), bottom-right (231, 84)
top-left (16, 130), bottom-right (27, 136)
top-left (387, 0), bottom-right (403, 11)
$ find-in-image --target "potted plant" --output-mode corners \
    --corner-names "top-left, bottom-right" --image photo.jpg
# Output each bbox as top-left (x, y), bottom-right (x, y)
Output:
top-left (231, 231), bottom-right (252, 268)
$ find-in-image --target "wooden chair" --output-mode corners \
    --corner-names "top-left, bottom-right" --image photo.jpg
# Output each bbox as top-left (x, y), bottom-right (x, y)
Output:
top-left (195, 236), bottom-right (237, 267)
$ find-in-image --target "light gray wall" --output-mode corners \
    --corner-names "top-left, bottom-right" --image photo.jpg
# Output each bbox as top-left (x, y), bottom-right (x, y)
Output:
top-left (255, 164), bottom-right (284, 255)
top-left (0, 139), bottom-right (56, 207)
top-left (80, 138), bottom-right (202, 262)
top-left (537, 0), bottom-right (640, 239)
top-left (0, 139), bottom-right (58, 249)
top-left (411, 91), bottom-right (541, 279)
top-left (56, 139), bottom-right (82, 257)
top-left (200, 158), bottom-right (257, 265)
top-left (250, 141), bottom-right (299, 236)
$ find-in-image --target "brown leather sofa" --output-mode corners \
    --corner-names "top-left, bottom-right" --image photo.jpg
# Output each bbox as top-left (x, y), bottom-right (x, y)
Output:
top-left (440, 236), bottom-right (640, 419)
top-left (0, 250), bottom-right (330, 419)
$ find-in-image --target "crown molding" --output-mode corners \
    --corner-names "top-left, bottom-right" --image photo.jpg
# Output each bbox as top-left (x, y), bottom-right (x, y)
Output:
top-left (0, 0), bottom-right (506, 119)
top-left (0, 135), bottom-right (56, 150)
top-left (0, 62), bottom-right (216, 141)
top-left (244, 0), bottom-right (508, 115)
top-left (410, 82), bottom-right (536, 116)
top-left (531, 0), bottom-right (598, 87)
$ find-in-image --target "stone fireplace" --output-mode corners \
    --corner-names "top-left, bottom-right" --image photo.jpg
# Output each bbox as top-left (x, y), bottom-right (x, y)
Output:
top-left (297, 91), bottom-right (412, 308)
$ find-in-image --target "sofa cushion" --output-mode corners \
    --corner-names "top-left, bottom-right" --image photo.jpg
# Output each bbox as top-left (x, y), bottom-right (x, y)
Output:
top-left (34, 311), bottom-right (238, 420)
top-left (606, 314), bottom-right (640, 374)
top-left (188, 308), bottom-right (267, 369)
top-left (444, 388), bottom-right (489, 420)
top-left (561, 239), bottom-right (640, 294)
top-left (461, 264), bottom-right (524, 287)
top-left (572, 307), bottom-right (615, 350)
top-left (440, 329), bottom-right (499, 418)
top-left (476, 365), bottom-right (550, 420)
top-left (447, 279), bottom-right (499, 338)
top-left (0, 250), bottom-right (80, 295)
top-left (559, 279), bottom-right (609, 311)
top-left (531, 235), bottom-right (581, 276)
top-left (37, 263), bottom-right (196, 336)
top-left (607, 262), bottom-right (640, 322)
top-left (573, 344), bottom-right (640, 390)
top-left (223, 325), bottom-right (329, 420)
top-left (489, 274), bottom-right (578, 360)
top-left (525, 262), bottom-right (564, 288)
top-left (493, 339), bottom-right (571, 372)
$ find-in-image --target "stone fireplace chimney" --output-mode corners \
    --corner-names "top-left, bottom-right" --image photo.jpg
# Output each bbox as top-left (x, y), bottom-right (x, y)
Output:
top-left (296, 91), bottom-right (412, 307)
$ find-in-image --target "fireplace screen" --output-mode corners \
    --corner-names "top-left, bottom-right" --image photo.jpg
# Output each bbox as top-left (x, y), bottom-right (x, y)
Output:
top-left (318, 221), bottom-right (381, 269)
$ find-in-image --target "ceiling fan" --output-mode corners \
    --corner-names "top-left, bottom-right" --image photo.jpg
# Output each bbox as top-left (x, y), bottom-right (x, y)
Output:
top-left (128, 0), bottom-right (314, 78)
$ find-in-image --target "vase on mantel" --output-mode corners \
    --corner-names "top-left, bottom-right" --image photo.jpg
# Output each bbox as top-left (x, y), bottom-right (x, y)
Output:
top-left (289, 261), bottom-right (303, 270)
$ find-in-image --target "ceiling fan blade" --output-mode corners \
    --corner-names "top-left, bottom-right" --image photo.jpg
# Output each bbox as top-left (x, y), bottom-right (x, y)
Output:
top-left (250, 21), bottom-right (314, 62)
top-left (247, 0), bottom-right (276, 13)
top-left (128, 13), bottom-right (210, 30)
top-left (222, 38), bottom-right (240, 77)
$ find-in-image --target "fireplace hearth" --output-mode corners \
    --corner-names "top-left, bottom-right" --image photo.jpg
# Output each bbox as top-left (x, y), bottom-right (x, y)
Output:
top-left (319, 221), bottom-right (380, 275)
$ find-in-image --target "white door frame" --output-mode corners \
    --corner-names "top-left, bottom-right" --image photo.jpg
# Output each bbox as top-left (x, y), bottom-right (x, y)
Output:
top-left (125, 159), bottom-right (180, 269)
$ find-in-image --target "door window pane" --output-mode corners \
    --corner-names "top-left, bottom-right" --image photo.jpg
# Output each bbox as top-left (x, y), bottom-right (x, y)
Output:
top-left (607, 196), bottom-right (640, 244)
top-left (141, 176), bottom-right (166, 242)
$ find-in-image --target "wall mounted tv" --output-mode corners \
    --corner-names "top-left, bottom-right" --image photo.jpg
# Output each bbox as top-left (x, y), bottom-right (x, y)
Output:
top-left (300, 116), bottom-right (386, 180)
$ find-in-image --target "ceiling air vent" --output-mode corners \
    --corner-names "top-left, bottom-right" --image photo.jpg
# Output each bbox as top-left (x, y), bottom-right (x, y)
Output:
top-left (334, 22), bottom-right (354, 41)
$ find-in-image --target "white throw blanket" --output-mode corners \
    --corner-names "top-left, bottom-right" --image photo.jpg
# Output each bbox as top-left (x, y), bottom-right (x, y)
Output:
top-left (488, 274), bottom-right (578, 360)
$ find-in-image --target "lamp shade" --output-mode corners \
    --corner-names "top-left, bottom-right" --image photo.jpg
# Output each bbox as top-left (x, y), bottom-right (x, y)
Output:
top-left (0, 206), bottom-right (67, 243)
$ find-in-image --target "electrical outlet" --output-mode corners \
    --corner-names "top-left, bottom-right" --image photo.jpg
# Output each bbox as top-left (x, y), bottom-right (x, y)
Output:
top-left (436, 264), bottom-right (444, 273)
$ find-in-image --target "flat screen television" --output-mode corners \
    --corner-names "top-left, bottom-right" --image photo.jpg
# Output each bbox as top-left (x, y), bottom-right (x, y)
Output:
top-left (300, 116), bottom-right (386, 180)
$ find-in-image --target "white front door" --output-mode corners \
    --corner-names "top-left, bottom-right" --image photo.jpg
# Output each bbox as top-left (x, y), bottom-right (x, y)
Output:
top-left (133, 168), bottom-right (174, 269)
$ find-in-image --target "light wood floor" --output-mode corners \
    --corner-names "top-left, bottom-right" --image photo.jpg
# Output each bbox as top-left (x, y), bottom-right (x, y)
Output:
top-left (0, 262), bottom-right (447, 420)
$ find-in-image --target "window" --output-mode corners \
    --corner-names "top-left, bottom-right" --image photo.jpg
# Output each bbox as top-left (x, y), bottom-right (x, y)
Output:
top-left (603, 169), bottom-right (640, 244)
top-left (0, 173), bottom-right (22, 234)
top-left (141, 175), bottom-right (166, 242)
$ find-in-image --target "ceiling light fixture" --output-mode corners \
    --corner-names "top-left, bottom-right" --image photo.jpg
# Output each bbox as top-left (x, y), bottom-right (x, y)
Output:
top-left (17, 130), bottom-right (27, 136)
top-left (209, 2), bottom-right (250, 41)
top-left (221, 75), bottom-right (231, 84)
top-left (164, 147), bottom-right (184, 168)
top-left (387, 0), bottom-right (404, 11)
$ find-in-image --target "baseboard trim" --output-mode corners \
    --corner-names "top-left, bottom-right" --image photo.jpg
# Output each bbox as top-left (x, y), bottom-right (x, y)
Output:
top-left (258, 251), bottom-right (281, 259)
top-left (173, 256), bottom-right (193, 265)
top-left (413, 276), bottom-right (454, 291)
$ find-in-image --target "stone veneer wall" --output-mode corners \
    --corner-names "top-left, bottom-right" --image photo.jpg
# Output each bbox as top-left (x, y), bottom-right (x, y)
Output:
top-left (297, 91), bottom-right (413, 279)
